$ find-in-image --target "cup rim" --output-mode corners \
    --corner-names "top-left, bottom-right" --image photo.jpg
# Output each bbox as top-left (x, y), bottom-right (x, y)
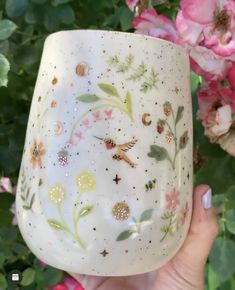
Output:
top-left (45, 29), bottom-right (187, 55)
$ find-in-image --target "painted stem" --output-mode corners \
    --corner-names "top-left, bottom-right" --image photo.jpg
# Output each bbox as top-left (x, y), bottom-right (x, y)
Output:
top-left (72, 192), bottom-right (86, 250)
top-left (160, 213), bottom-right (174, 243)
top-left (57, 204), bottom-right (86, 250)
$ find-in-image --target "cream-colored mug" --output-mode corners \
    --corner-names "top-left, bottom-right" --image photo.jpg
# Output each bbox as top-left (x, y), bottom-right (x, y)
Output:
top-left (16, 30), bottom-right (192, 276)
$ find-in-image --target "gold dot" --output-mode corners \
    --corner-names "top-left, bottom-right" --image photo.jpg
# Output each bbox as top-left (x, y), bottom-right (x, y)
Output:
top-left (52, 77), bottom-right (58, 85)
top-left (76, 62), bottom-right (88, 76)
top-left (112, 202), bottom-right (130, 221)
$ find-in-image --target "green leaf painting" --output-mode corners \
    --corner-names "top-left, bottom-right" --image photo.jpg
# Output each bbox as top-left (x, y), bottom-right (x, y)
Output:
top-left (116, 230), bottom-right (135, 241)
top-left (48, 219), bottom-right (65, 230)
top-left (98, 83), bottom-right (120, 98)
top-left (148, 103), bottom-right (188, 170)
top-left (148, 145), bottom-right (170, 161)
top-left (77, 94), bottom-right (100, 103)
top-left (108, 54), bottom-right (158, 93)
top-left (116, 208), bottom-right (154, 242)
top-left (176, 106), bottom-right (184, 124)
top-left (72, 83), bottom-right (134, 139)
top-left (140, 209), bottom-right (154, 222)
top-left (20, 168), bottom-right (35, 211)
top-left (78, 205), bottom-right (94, 218)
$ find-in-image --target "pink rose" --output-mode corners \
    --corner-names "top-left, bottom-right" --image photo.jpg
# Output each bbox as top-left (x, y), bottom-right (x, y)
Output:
top-left (0, 177), bottom-right (13, 193)
top-left (227, 62), bottom-right (235, 89)
top-left (132, 9), bottom-right (179, 42)
top-left (177, 0), bottom-right (235, 57)
top-left (188, 45), bottom-right (231, 80)
top-left (198, 81), bottom-right (235, 156)
top-left (126, 0), bottom-right (138, 11)
top-left (50, 277), bottom-right (84, 290)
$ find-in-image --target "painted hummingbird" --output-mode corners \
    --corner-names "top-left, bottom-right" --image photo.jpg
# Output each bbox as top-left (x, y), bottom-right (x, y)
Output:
top-left (94, 136), bottom-right (138, 168)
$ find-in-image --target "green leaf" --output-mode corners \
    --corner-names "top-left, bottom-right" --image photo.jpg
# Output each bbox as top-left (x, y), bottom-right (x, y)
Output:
top-left (179, 131), bottom-right (189, 149)
top-left (0, 20), bottom-right (17, 40)
top-left (175, 106), bottom-right (184, 124)
top-left (52, 0), bottom-right (72, 6)
top-left (120, 6), bottom-right (134, 31)
top-left (5, 0), bottom-right (29, 18)
top-left (98, 83), bottom-right (120, 97)
top-left (125, 91), bottom-right (132, 116)
top-left (24, 3), bottom-right (44, 24)
top-left (43, 6), bottom-right (60, 31)
top-left (32, 0), bottom-right (47, 3)
top-left (116, 230), bottom-right (135, 241)
top-left (207, 265), bottom-right (220, 290)
top-left (225, 209), bottom-right (235, 234)
top-left (0, 252), bottom-right (5, 268)
top-left (56, 5), bottom-right (75, 25)
top-left (140, 209), bottom-right (154, 222)
top-left (76, 94), bottom-right (100, 103)
top-left (210, 237), bottom-right (235, 281)
top-left (194, 156), bottom-right (235, 194)
top-left (0, 273), bottom-right (7, 290)
top-left (0, 53), bottom-right (10, 87)
top-left (21, 268), bottom-right (36, 286)
top-left (0, 40), bottom-right (9, 55)
top-left (78, 205), bottom-right (94, 218)
top-left (48, 219), bottom-right (65, 230)
top-left (42, 267), bottom-right (63, 286)
top-left (148, 145), bottom-right (170, 161)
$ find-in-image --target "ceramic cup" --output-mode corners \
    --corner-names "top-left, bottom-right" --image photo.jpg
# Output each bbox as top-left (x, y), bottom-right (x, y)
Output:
top-left (16, 30), bottom-right (193, 276)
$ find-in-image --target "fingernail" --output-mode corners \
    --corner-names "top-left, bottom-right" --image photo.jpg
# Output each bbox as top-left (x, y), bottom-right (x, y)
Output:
top-left (202, 188), bottom-right (212, 209)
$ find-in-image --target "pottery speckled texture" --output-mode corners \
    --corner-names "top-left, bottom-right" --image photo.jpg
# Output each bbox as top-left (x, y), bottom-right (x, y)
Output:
top-left (16, 30), bottom-right (193, 276)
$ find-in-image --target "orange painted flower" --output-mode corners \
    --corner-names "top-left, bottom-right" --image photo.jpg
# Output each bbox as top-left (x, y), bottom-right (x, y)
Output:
top-left (166, 188), bottom-right (180, 211)
top-left (30, 140), bottom-right (46, 168)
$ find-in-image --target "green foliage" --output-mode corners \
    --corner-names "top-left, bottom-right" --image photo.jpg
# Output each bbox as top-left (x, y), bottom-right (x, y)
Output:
top-left (0, 0), bottom-right (234, 289)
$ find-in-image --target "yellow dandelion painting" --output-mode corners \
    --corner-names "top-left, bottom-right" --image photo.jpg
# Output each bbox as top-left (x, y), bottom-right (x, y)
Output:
top-left (48, 183), bottom-right (66, 205)
top-left (76, 170), bottom-right (96, 192)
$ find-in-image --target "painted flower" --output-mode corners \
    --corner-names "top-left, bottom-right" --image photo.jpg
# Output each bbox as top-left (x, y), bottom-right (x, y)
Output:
top-left (48, 184), bottom-right (66, 205)
top-left (133, 9), bottom-right (179, 42)
top-left (180, 202), bottom-right (189, 225)
top-left (76, 171), bottom-right (96, 192)
top-left (126, 0), bottom-right (138, 11)
top-left (198, 81), bottom-right (235, 156)
top-left (166, 188), bottom-right (180, 211)
top-left (30, 140), bottom-right (46, 168)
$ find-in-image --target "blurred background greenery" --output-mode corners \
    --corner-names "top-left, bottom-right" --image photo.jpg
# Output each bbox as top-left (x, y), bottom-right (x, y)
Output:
top-left (0, 0), bottom-right (235, 289)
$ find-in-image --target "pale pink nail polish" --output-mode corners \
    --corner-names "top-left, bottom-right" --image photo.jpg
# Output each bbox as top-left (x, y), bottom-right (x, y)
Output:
top-left (202, 188), bottom-right (212, 209)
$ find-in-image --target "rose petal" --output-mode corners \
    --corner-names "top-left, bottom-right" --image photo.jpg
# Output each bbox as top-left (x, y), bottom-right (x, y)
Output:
top-left (180, 0), bottom-right (217, 24)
